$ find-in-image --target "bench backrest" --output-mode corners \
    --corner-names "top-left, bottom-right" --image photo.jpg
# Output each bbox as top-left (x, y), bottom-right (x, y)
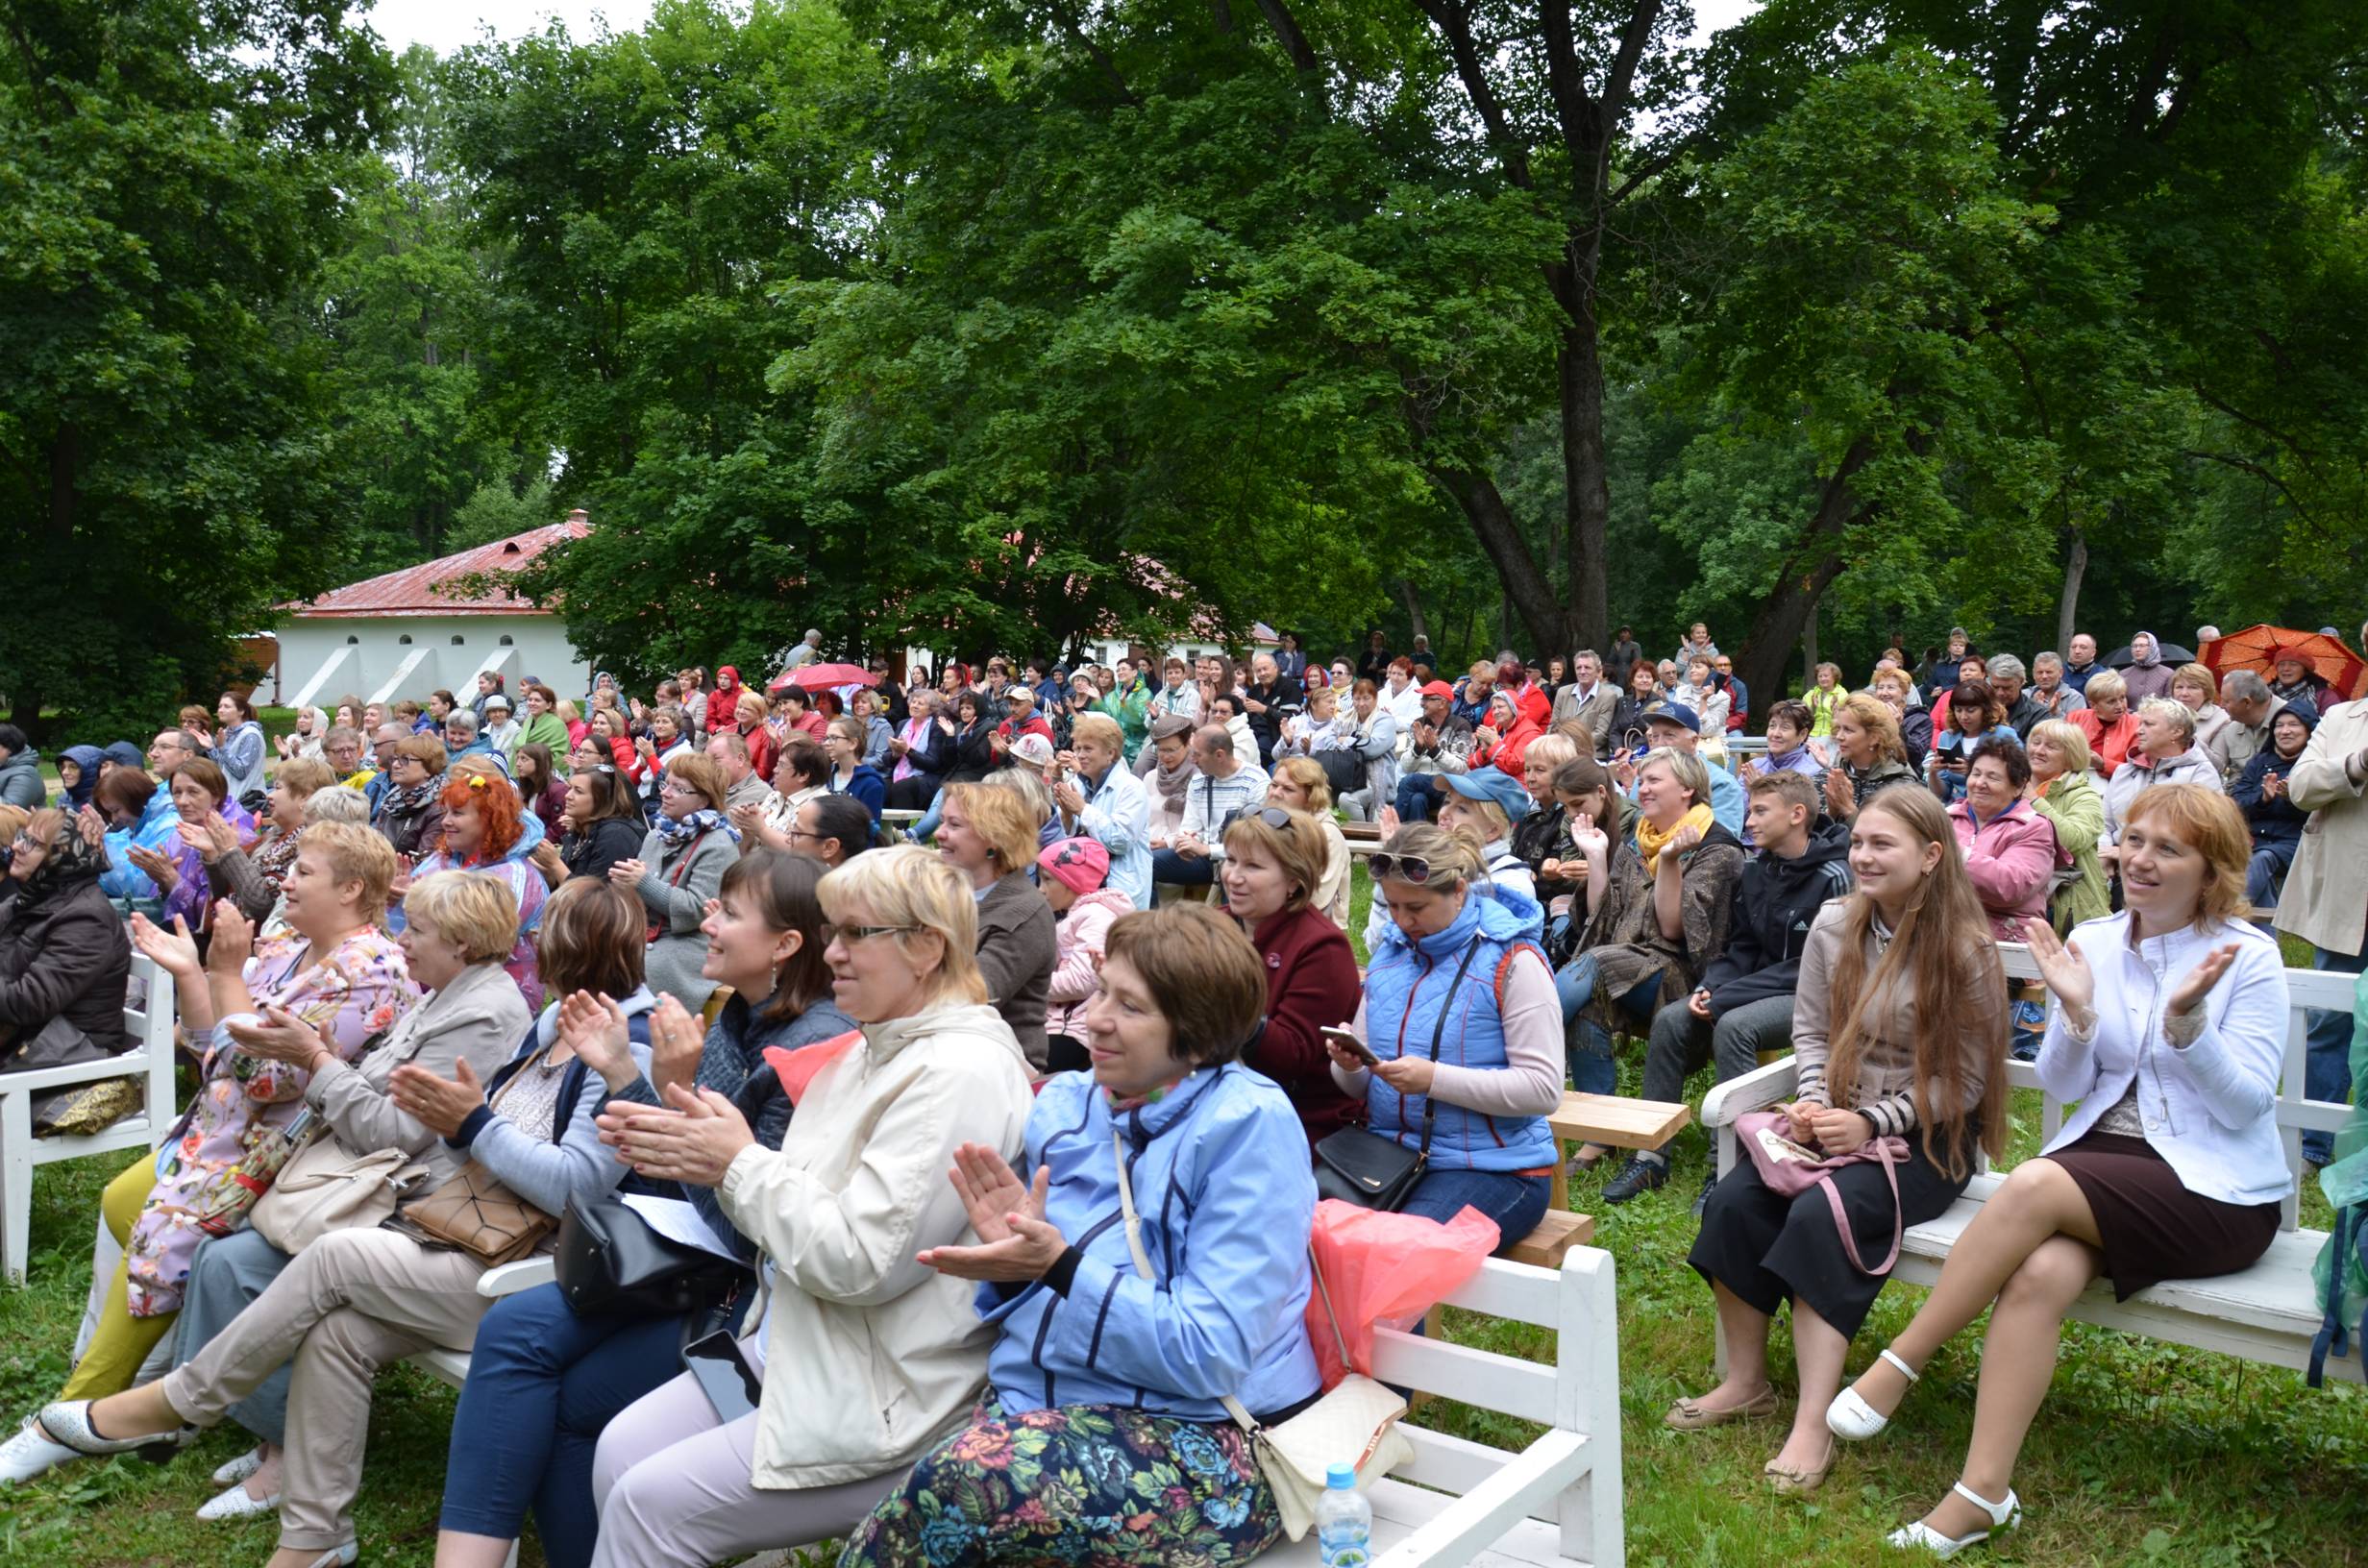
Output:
top-left (1997, 942), bottom-right (2351, 1231)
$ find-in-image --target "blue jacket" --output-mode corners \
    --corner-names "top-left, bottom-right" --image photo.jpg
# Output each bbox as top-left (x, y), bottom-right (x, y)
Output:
top-left (829, 763), bottom-right (886, 824)
top-left (99, 790), bottom-right (181, 905)
top-left (981, 1064), bottom-right (1322, 1422)
top-left (1361, 883), bottom-right (1557, 1173)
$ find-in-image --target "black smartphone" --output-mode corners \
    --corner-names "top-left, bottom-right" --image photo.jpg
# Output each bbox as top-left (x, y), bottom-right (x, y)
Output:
top-left (683, 1328), bottom-right (761, 1422)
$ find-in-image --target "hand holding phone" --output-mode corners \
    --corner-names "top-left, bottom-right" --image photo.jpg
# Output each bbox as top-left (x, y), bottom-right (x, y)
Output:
top-left (683, 1329), bottom-right (761, 1422)
top-left (1321, 1026), bottom-right (1380, 1070)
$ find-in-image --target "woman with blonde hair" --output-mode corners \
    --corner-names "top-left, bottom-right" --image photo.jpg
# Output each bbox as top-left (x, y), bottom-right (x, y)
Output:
top-left (2024, 720), bottom-right (2107, 931)
top-left (1820, 692), bottom-right (1917, 826)
top-left (3, 822), bottom-right (413, 1485)
top-left (197, 756), bottom-right (338, 923)
top-left (935, 781), bottom-right (1057, 1069)
top-left (1267, 754), bottom-right (1350, 927)
top-left (617, 752), bottom-right (738, 1012)
top-left (1829, 786), bottom-right (2285, 1554)
top-left (1674, 787), bottom-right (2007, 1498)
top-left (1221, 807), bottom-right (1362, 1145)
top-left (588, 846), bottom-right (1035, 1567)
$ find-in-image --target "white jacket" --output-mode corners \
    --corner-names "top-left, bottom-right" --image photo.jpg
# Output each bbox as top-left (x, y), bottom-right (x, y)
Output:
top-left (2036, 912), bottom-right (2291, 1208)
top-left (718, 999), bottom-right (1035, 1488)
top-left (2273, 698), bottom-right (2368, 957)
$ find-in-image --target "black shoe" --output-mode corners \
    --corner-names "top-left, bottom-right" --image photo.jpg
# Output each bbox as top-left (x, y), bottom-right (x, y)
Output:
top-left (1602, 1154), bottom-right (1669, 1205)
top-left (1691, 1173), bottom-right (1716, 1220)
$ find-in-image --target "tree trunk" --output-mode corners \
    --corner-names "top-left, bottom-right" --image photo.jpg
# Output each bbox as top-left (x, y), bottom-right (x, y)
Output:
top-left (2055, 527), bottom-right (2087, 656)
top-left (1397, 578), bottom-right (1428, 644)
top-left (1429, 464), bottom-right (1572, 656)
top-left (1555, 320), bottom-right (1613, 660)
top-left (1733, 442), bottom-right (1873, 710)
top-left (1802, 598), bottom-right (1819, 677)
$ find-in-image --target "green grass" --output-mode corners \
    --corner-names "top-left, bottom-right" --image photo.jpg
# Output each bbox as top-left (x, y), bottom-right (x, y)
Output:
top-left (3, 864), bottom-right (2359, 1565)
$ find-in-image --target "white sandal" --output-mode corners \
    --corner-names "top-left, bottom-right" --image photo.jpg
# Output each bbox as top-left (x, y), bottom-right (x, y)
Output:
top-left (210, 1443), bottom-right (265, 1485)
top-left (30, 1400), bottom-right (194, 1465)
top-left (1886, 1482), bottom-right (2022, 1557)
top-left (195, 1476), bottom-right (282, 1520)
top-left (1827, 1346), bottom-right (1918, 1441)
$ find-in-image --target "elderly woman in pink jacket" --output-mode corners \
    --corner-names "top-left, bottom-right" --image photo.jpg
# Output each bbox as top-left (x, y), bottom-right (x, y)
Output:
top-left (1947, 736), bottom-right (2060, 941)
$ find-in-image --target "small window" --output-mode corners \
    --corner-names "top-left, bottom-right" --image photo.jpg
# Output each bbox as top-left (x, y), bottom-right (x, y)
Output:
top-left (499, 634), bottom-right (514, 647)
top-left (398, 634), bottom-right (412, 646)
top-left (451, 636), bottom-right (466, 647)
top-left (345, 635), bottom-right (359, 646)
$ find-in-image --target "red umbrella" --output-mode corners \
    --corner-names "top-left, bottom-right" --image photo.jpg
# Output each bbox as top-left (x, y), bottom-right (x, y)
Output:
top-left (2199, 625), bottom-right (2368, 703)
top-left (770, 662), bottom-right (878, 693)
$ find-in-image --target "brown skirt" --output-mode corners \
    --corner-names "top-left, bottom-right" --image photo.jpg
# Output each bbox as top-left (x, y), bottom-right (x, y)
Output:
top-left (2048, 1132), bottom-right (2281, 1301)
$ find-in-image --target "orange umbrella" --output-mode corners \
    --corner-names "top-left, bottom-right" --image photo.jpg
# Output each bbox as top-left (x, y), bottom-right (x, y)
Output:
top-left (2198, 625), bottom-right (2368, 703)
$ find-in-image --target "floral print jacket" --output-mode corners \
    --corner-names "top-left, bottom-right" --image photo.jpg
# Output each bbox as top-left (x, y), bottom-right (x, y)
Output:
top-left (124, 927), bottom-right (415, 1316)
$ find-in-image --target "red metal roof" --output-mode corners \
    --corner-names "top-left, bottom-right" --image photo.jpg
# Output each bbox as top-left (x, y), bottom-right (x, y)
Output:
top-left (288, 513), bottom-right (590, 619)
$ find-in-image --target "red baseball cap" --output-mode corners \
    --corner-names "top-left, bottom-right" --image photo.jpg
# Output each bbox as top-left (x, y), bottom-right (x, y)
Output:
top-left (1419, 680), bottom-right (1456, 699)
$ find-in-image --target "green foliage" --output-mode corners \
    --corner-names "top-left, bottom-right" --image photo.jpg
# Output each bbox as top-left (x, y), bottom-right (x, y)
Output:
top-left (0, 0), bottom-right (394, 739)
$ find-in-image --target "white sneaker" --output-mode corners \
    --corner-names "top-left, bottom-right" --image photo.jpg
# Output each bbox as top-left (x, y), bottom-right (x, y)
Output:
top-left (211, 1443), bottom-right (265, 1485)
top-left (0, 1419), bottom-right (81, 1485)
top-left (196, 1477), bottom-right (283, 1520)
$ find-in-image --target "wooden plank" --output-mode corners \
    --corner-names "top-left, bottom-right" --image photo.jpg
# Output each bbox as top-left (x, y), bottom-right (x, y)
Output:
top-left (1503, 1210), bottom-right (1594, 1269)
top-left (1548, 1092), bottom-right (1690, 1150)
top-left (1435, 1256), bottom-right (1563, 1326)
top-left (1370, 1329), bottom-right (1560, 1425)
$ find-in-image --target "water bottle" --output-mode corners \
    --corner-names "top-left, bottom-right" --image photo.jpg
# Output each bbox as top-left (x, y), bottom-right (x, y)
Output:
top-left (1315, 1461), bottom-right (1372, 1567)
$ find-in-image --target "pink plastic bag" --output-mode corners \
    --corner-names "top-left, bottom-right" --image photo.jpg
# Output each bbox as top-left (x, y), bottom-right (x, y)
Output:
top-left (1305, 1198), bottom-right (1499, 1387)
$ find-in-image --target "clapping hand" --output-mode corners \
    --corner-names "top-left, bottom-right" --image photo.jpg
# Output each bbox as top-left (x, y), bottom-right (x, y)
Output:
top-left (208, 902), bottom-right (256, 977)
top-left (918, 1143), bottom-right (1067, 1281)
top-left (227, 1004), bottom-right (334, 1067)
top-left (125, 843), bottom-right (180, 894)
top-left (600, 1081), bottom-right (753, 1187)
top-left (648, 994), bottom-right (707, 1083)
top-left (1823, 767), bottom-right (1854, 817)
top-left (555, 990), bottom-right (641, 1084)
top-left (389, 1057), bottom-right (489, 1138)
top-left (1376, 804), bottom-right (1401, 836)
top-left (608, 858), bottom-right (648, 888)
top-left (2260, 771), bottom-right (2284, 801)
top-left (2166, 941), bottom-right (2241, 1020)
top-left (77, 803), bottom-right (108, 847)
top-left (2019, 917), bottom-right (2094, 1015)
top-left (1567, 821), bottom-right (1609, 867)
top-left (129, 912), bottom-right (202, 979)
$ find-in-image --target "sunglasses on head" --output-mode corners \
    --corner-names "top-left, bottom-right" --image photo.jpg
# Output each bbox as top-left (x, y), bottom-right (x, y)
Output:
top-left (1368, 852), bottom-right (1442, 884)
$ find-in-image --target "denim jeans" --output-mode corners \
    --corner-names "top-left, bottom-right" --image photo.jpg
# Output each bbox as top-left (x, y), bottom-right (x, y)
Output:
top-left (1558, 949), bottom-right (1663, 1094)
top-left (1150, 846), bottom-right (1218, 891)
top-left (1398, 1168), bottom-right (1552, 1253)
top-left (440, 1281), bottom-right (747, 1568)
top-left (2304, 943), bottom-right (2368, 1164)
top-left (1393, 774), bottom-right (1444, 823)
top-left (2245, 840), bottom-right (2297, 911)
top-left (910, 793), bottom-right (945, 843)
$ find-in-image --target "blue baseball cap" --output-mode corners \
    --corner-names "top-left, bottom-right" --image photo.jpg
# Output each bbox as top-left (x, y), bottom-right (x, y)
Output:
top-left (1640, 699), bottom-right (1700, 734)
top-left (1443, 764), bottom-right (1533, 821)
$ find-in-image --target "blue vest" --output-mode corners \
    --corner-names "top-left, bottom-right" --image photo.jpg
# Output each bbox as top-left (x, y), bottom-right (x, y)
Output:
top-left (1361, 894), bottom-right (1556, 1173)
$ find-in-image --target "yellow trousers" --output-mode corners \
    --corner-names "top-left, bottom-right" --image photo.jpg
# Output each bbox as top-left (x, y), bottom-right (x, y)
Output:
top-left (58, 1155), bottom-right (178, 1399)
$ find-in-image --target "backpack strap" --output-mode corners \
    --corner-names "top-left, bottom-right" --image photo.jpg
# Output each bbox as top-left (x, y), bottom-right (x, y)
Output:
top-left (2308, 1201), bottom-right (2363, 1387)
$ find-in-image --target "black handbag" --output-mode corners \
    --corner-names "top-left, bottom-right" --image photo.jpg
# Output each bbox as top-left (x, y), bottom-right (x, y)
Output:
top-left (1312, 938), bottom-right (1484, 1212)
top-left (553, 1194), bottom-right (750, 1317)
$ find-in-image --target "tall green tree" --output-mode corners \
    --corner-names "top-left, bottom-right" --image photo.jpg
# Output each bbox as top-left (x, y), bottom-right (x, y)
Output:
top-left (0, 0), bottom-right (393, 737)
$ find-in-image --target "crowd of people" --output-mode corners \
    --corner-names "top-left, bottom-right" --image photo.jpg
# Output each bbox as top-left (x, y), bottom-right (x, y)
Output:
top-left (0, 610), bottom-right (2358, 1564)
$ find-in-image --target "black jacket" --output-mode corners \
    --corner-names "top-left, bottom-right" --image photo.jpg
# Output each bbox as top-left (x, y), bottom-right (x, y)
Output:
top-left (561, 816), bottom-right (648, 884)
top-left (0, 874), bottom-right (131, 1057)
top-left (1696, 821), bottom-right (1854, 1016)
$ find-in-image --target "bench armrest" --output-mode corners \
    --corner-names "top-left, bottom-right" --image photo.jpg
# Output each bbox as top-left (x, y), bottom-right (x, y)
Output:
top-left (1700, 1055), bottom-right (1798, 1179)
top-left (477, 1257), bottom-right (557, 1298)
top-left (1374, 1428), bottom-right (1591, 1568)
top-left (0, 1048), bottom-right (158, 1096)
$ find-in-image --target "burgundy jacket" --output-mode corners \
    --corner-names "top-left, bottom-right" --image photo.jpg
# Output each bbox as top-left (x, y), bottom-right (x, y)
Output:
top-left (1243, 904), bottom-right (1366, 1149)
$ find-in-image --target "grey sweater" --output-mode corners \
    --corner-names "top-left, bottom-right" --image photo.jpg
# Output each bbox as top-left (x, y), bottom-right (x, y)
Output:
top-left (633, 824), bottom-right (736, 1011)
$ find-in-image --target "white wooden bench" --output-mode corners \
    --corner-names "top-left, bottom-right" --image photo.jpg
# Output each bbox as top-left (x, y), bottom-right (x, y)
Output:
top-left (1700, 944), bottom-right (2360, 1383)
top-left (407, 1256), bottom-right (559, 1390)
top-left (2, 955), bottom-right (179, 1283)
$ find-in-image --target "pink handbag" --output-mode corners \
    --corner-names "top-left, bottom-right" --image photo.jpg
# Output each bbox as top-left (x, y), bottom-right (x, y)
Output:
top-left (1735, 1110), bottom-right (1912, 1275)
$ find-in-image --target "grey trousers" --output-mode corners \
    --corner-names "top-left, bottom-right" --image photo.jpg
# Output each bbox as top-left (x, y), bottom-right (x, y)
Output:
top-left (1640, 992), bottom-right (1797, 1152)
top-left (588, 1352), bottom-right (900, 1568)
top-left (171, 1229), bottom-right (298, 1445)
top-left (161, 1226), bottom-right (492, 1552)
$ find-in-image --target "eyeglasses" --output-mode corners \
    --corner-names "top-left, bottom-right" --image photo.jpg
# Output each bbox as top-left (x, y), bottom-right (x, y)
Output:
top-left (1367, 852), bottom-right (1438, 884)
top-left (658, 778), bottom-right (700, 796)
top-left (1246, 806), bottom-right (1295, 830)
top-left (820, 921), bottom-right (919, 946)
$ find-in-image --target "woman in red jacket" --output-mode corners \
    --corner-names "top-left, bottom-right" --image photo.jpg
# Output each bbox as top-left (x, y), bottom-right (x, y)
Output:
top-left (1221, 806), bottom-right (1364, 1148)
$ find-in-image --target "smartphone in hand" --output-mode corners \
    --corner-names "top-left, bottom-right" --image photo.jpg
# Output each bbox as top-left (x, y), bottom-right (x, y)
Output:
top-left (1321, 1026), bottom-right (1381, 1070)
top-left (683, 1328), bottom-right (761, 1422)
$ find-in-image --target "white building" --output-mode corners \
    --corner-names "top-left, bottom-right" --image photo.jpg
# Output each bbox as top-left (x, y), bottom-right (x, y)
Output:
top-left (274, 514), bottom-right (591, 709)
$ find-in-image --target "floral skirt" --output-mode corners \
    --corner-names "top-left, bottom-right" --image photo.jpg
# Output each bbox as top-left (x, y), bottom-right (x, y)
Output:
top-left (838, 1391), bottom-right (1281, 1567)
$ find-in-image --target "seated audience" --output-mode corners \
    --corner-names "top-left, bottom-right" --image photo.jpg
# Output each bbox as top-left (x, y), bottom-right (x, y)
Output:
top-left (2102, 698), bottom-right (2222, 866)
top-left (1926, 680), bottom-right (2017, 805)
top-left (1634, 700), bottom-right (1745, 835)
top-left (1949, 737), bottom-right (2059, 941)
top-left (435, 851), bottom-right (851, 1568)
top-left (198, 757), bottom-right (336, 924)
top-left (619, 752), bottom-right (740, 1012)
top-left (821, 715), bottom-right (885, 824)
top-left (1673, 786), bottom-right (2007, 1497)
top-left (2071, 669), bottom-right (2138, 774)
top-left (587, 848), bottom-right (1034, 1568)
top-left (1, 822), bottom-right (415, 1486)
top-left (1267, 754), bottom-right (1352, 928)
top-left (124, 757), bottom-right (246, 932)
top-left (1335, 676), bottom-right (1400, 820)
top-left (2229, 704), bottom-right (2316, 912)
top-left (0, 808), bottom-right (133, 1133)
top-left (514, 742), bottom-right (568, 840)
top-left (1039, 836), bottom-right (1131, 1074)
top-left (2206, 669), bottom-right (2284, 780)
top-left (1151, 723), bottom-right (1269, 896)
top-left (1394, 679), bottom-right (1475, 822)
top-left (2024, 721), bottom-right (2109, 932)
top-left (783, 792), bottom-right (874, 870)
top-left (1141, 715), bottom-right (1198, 846)
top-left (1827, 786), bottom-right (2286, 1554)
top-left (408, 761), bottom-right (551, 1012)
top-left (2169, 663), bottom-right (2232, 772)
top-left (372, 733), bottom-right (451, 861)
top-left (1325, 825), bottom-right (1563, 1244)
top-left (1611, 772), bottom-right (1851, 1207)
top-left (1821, 693), bottom-right (1918, 827)
top-left (1048, 712), bottom-right (1150, 910)
top-left (935, 781), bottom-right (1057, 1070)
top-left (531, 761), bottom-right (648, 889)
top-left (1221, 806), bottom-right (1363, 1146)
top-left (2118, 631), bottom-right (2175, 706)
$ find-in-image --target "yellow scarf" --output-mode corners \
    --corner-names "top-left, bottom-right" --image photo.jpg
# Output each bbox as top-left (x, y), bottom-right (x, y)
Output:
top-left (1636, 803), bottom-right (1716, 877)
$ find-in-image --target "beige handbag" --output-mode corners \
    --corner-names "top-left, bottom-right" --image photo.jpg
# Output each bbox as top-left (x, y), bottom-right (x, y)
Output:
top-left (1110, 1133), bottom-right (1412, 1541)
top-left (250, 1136), bottom-right (427, 1254)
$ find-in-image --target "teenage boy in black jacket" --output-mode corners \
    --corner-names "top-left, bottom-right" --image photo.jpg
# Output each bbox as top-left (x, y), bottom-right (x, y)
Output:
top-left (1601, 770), bottom-right (1852, 1206)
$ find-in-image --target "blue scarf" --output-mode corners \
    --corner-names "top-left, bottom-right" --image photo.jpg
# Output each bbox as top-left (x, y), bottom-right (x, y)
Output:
top-left (653, 806), bottom-right (739, 845)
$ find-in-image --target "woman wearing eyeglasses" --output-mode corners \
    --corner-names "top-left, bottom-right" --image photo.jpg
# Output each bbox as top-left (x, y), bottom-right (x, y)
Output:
top-left (584, 847), bottom-right (1035, 1568)
top-left (612, 752), bottom-right (739, 1013)
top-left (1321, 823), bottom-right (1565, 1247)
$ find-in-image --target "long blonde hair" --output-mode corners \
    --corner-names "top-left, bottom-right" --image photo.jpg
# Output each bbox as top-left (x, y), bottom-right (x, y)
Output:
top-left (1823, 787), bottom-right (2008, 1179)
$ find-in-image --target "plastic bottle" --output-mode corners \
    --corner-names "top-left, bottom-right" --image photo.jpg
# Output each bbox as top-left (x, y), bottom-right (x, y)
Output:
top-left (1316, 1461), bottom-right (1372, 1567)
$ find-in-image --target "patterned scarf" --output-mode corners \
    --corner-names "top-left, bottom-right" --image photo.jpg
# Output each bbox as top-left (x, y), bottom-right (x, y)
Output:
top-left (1635, 802), bottom-right (1715, 877)
top-left (249, 824), bottom-right (302, 890)
top-left (380, 772), bottom-right (445, 818)
top-left (13, 821), bottom-right (108, 909)
top-left (653, 807), bottom-right (740, 846)
top-left (1152, 756), bottom-right (1196, 811)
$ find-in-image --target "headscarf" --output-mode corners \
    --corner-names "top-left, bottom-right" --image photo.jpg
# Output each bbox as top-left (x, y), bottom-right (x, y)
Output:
top-left (2129, 631), bottom-right (2162, 669)
top-left (12, 813), bottom-right (109, 910)
top-left (58, 746), bottom-right (104, 811)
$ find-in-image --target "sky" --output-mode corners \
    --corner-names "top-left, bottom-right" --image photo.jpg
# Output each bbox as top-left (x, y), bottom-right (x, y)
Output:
top-left (364, 0), bottom-right (1760, 57)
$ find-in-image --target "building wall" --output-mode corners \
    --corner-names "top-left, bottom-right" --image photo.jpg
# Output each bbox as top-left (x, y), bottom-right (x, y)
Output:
top-left (276, 616), bottom-right (590, 709)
